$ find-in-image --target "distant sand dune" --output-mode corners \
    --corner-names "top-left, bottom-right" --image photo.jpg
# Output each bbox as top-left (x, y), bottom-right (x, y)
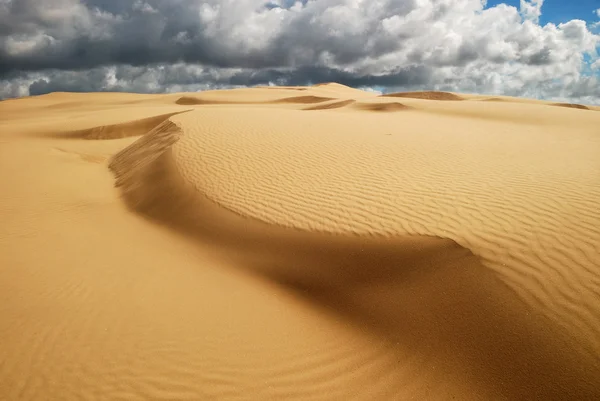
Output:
top-left (270, 95), bottom-right (335, 104)
top-left (354, 102), bottom-right (411, 112)
top-left (311, 82), bottom-right (344, 87)
top-left (304, 99), bottom-right (356, 110)
top-left (552, 103), bottom-right (591, 110)
top-left (176, 95), bottom-right (335, 106)
top-left (175, 96), bottom-right (235, 105)
top-left (303, 100), bottom-right (411, 112)
top-left (382, 91), bottom-right (464, 101)
top-left (467, 95), bottom-right (554, 106)
top-left (260, 86), bottom-right (308, 91)
top-left (473, 96), bottom-right (597, 110)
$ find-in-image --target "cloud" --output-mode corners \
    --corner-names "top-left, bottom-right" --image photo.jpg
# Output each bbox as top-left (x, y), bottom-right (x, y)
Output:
top-left (520, 0), bottom-right (544, 24)
top-left (1, 0), bottom-right (599, 103)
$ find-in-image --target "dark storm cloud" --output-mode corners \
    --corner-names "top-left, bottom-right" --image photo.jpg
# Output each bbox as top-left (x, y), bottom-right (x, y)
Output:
top-left (28, 72), bottom-right (105, 95)
top-left (1, 0), bottom-right (406, 75)
top-left (0, 0), bottom-right (482, 76)
top-left (82, 0), bottom-right (134, 14)
top-left (226, 64), bottom-right (433, 88)
top-left (0, 0), bottom-right (225, 74)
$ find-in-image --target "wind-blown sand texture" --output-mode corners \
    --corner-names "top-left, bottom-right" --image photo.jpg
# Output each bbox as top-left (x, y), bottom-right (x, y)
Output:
top-left (1, 84), bottom-right (600, 400)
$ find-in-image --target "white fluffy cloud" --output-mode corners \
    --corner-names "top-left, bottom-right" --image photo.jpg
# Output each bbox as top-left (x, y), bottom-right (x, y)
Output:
top-left (520, 0), bottom-right (544, 24)
top-left (1, 0), bottom-right (599, 103)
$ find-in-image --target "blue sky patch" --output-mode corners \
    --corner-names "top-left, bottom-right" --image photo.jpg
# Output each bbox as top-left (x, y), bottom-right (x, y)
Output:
top-left (485, 0), bottom-right (600, 26)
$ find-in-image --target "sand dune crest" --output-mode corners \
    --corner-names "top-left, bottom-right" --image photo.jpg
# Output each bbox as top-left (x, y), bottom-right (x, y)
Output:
top-left (354, 102), bottom-right (411, 112)
top-left (303, 99), bottom-right (356, 110)
top-left (552, 102), bottom-right (591, 110)
top-left (48, 111), bottom-right (187, 140)
top-left (175, 96), bottom-right (236, 105)
top-left (271, 95), bottom-right (335, 104)
top-left (382, 91), bottom-right (464, 101)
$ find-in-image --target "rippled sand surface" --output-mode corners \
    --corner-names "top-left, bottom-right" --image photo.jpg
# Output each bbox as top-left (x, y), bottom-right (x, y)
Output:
top-left (1, 84), bottom-right (599, 400)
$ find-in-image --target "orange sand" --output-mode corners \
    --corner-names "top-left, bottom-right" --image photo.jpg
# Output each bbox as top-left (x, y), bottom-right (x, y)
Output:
top-left (1, 85), bottom-right (599, 400)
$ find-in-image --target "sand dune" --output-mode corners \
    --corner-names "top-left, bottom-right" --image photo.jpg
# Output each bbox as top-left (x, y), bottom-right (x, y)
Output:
top-left (270, 95), bottom-right (335, 104)
top-left (175, 94), bottom-right (336, 106)
top-left (175, 96), bottom-right (230, 105)
top-left (1, 85), bottom-right (600, 400)
top-left (260, 86), bottom-right (308, 91)
top-left (353, 101), bottom-right (411, 112)
top-left (462, 94), bottom-right (599, 110)
top-left (552, 102), bottom-right (591, 110)
top-left (382, 91), bottom-right (464, 101)
top-left (480, 97), bottom-right (506, 102)
top-left (50, 111), bottom-right (188, 140)
top-left (303, 99), bottom-right (356, 110)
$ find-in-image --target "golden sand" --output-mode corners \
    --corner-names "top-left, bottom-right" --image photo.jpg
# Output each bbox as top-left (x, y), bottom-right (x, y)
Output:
top-left (1, 85), bottom-right (599, 400)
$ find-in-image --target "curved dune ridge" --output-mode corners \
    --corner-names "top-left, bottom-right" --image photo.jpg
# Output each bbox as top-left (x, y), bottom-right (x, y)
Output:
top-left (1, 85), bottom-right (600, 400)
top-left (382, 91), bottom-right (464, 101)
top-left (469, 96), bottom-right (597, 110)
top-left (261, 86), bottom-right (308, 90)
top-left (175, 94), bottom-right (335, 106)
top-left (175, 96), bottom-right (230, 105)
top-left (270, 95), bottom-right (335, 104)
top-left (311, 82), bottom-right (346, 88)
top-left (48, 111), bottom-right (188, 139)
top-left (303, 99), bottom-right (356, 110)
top-left (552, 102), bottom-right (591, 110)
top-left (353, 101), bottom-right (411, 112)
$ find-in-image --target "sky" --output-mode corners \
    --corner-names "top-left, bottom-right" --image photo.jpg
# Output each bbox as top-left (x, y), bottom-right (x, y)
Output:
top-left (486, 0), bottom-right (599, 25)
top-left (1, 0), bottom-right (599, 103)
